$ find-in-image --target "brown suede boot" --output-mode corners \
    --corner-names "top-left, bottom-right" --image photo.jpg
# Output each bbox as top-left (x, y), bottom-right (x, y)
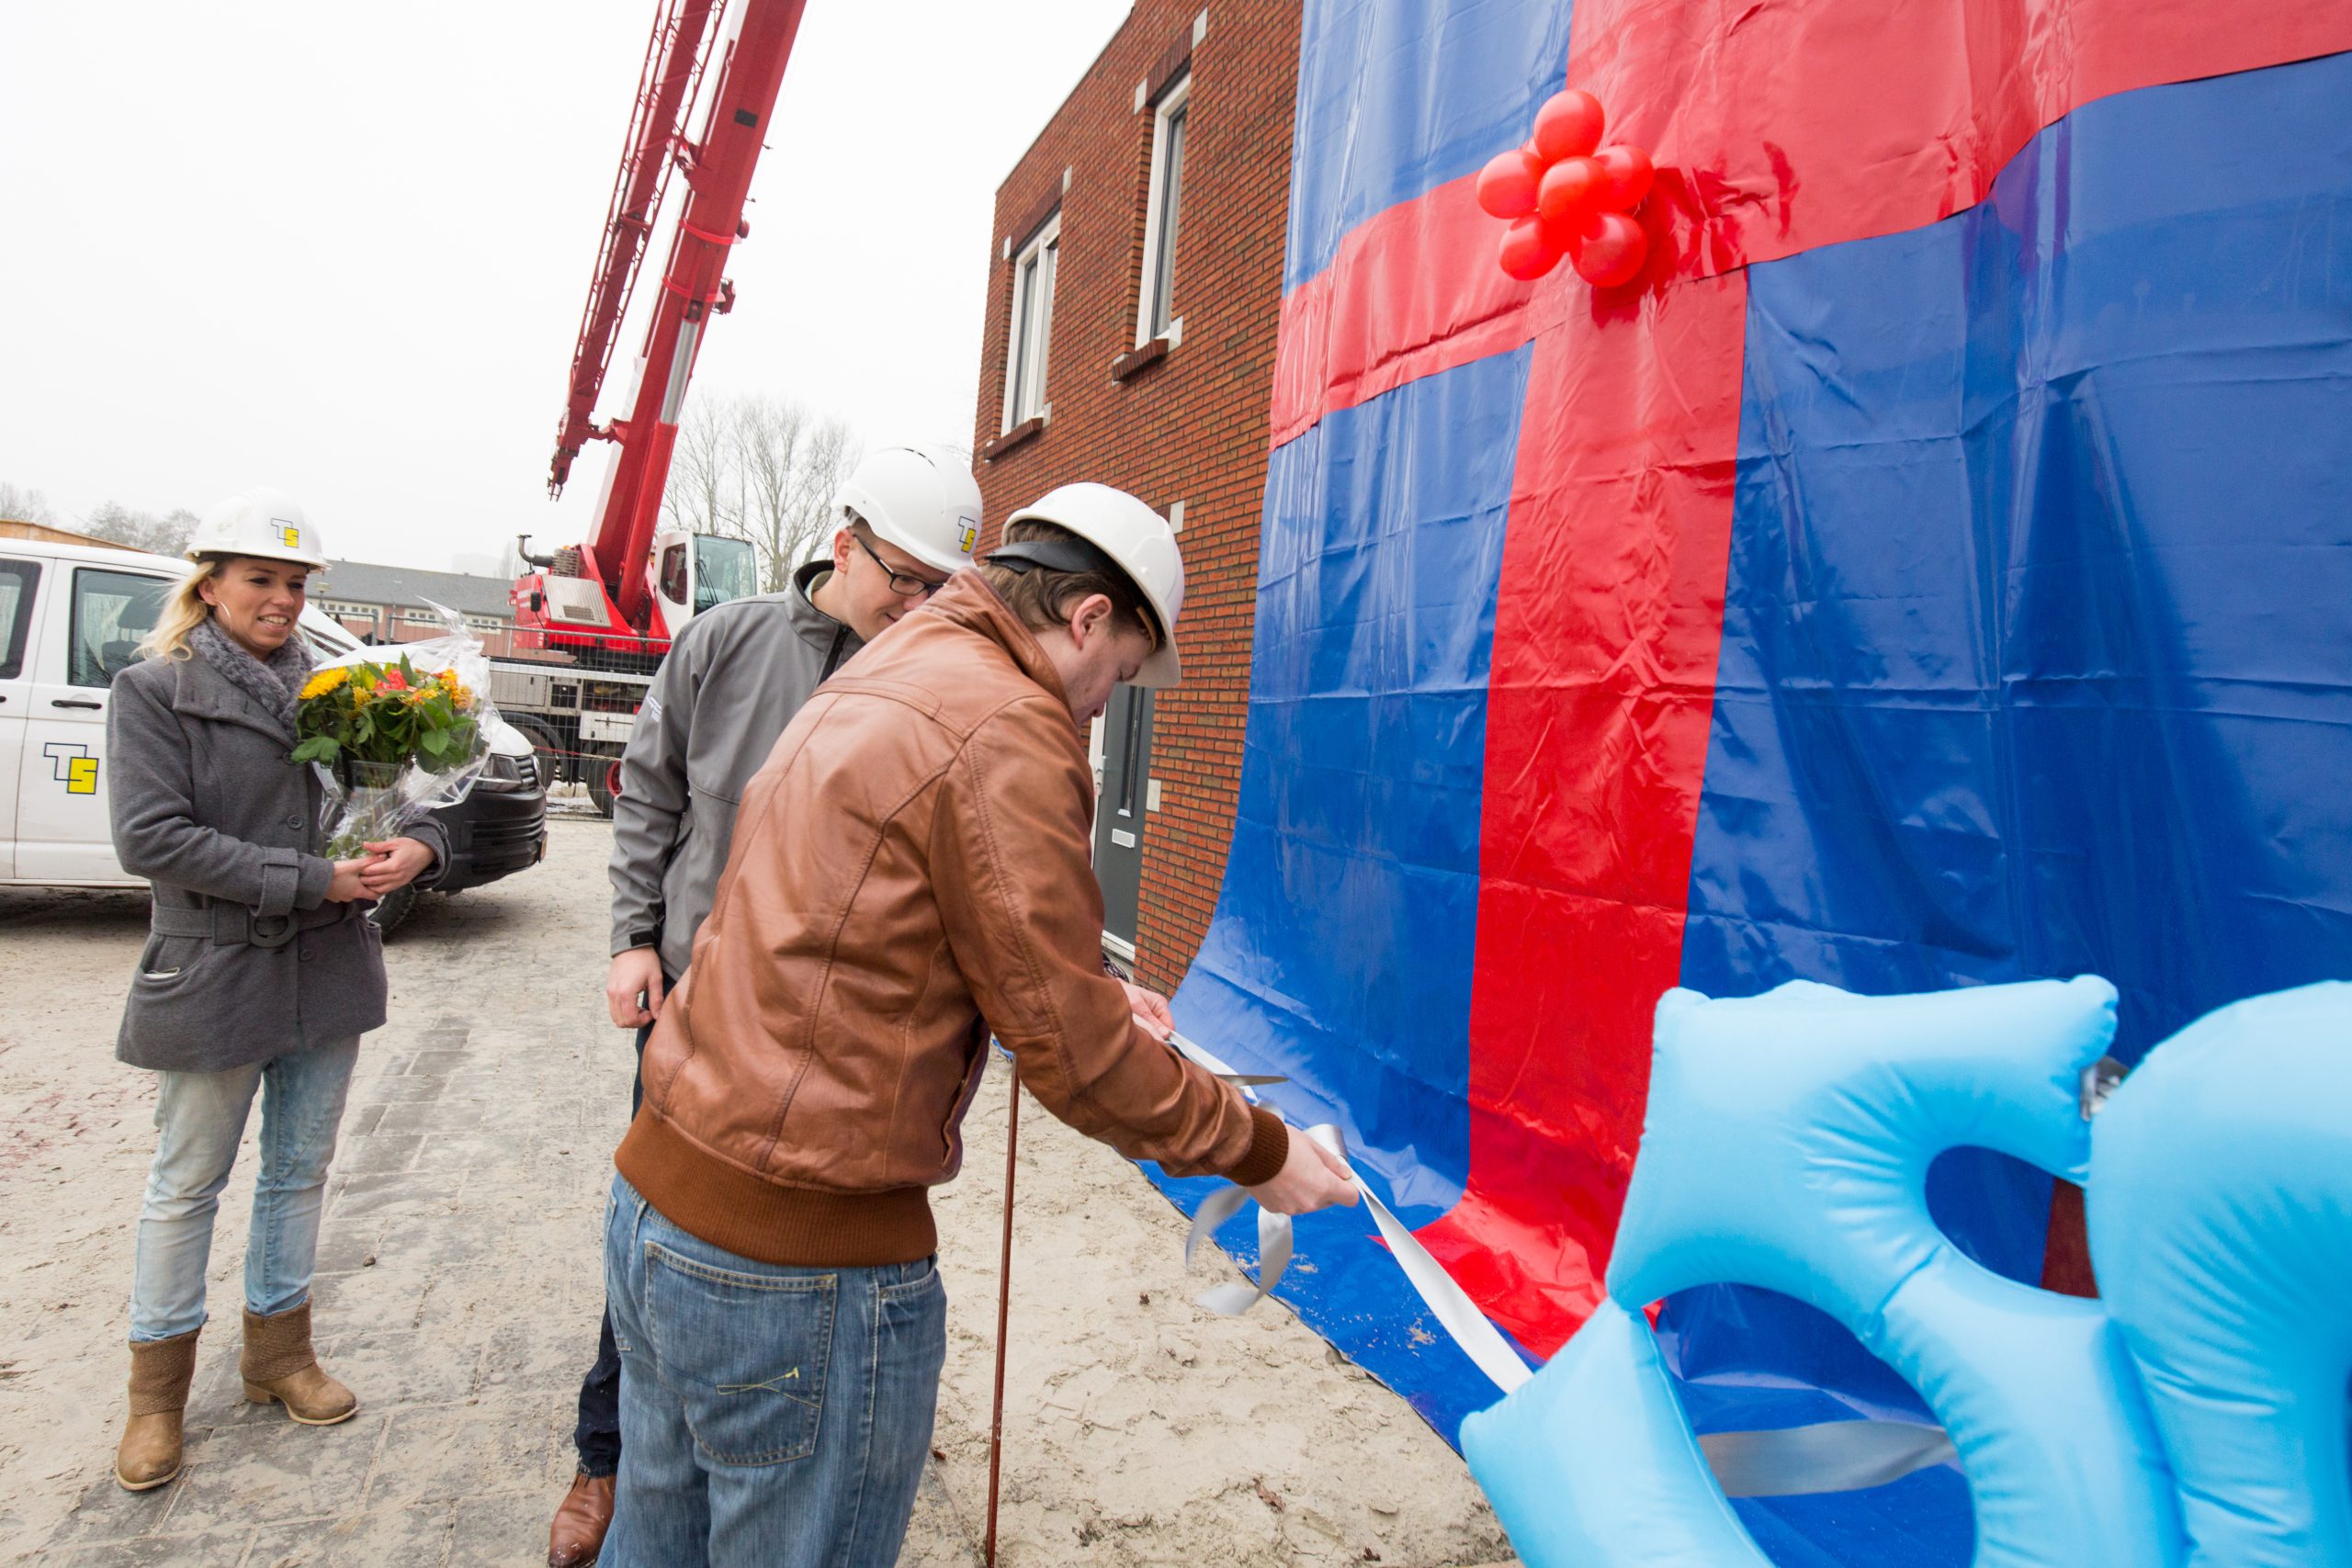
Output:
top-left (116, 1329), bottom-right (200, 1492)
top-left (240, 1303), bottom-right (357, 1426)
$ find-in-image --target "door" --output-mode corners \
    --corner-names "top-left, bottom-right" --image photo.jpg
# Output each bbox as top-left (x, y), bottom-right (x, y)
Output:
top-left (1092, 683), bottom-right (1154, 959)
top-left (17, 563), bottom-right (173, 882)
top-left (0, 556), bottom-right (44, 875)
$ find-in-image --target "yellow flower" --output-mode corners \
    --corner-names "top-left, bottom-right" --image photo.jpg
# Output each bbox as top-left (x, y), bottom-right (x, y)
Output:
top-left (300, 667), bottom-right (350, 700)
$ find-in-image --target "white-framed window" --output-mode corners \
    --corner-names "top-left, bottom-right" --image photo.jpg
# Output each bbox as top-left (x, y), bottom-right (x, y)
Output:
top-left (1136, 73), bottom-right (1190, 347)
top-left (1001, 214), bottom-right (1060, 433)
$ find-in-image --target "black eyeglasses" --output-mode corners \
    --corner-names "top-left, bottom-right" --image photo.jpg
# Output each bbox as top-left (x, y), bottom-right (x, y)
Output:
top-left (853, 533), bottom-right (949, 598)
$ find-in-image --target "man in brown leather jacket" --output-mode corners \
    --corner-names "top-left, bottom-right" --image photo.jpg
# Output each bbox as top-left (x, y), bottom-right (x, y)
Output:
top-left (598, 481), bottom-right (1358, 1567)
top-left (548, 445), bottom-right (982, 1568)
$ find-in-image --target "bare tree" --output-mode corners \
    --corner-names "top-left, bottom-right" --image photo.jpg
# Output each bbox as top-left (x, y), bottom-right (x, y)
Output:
top-left (2, 484), bottom-right (200, 555)
top-left (0, 481), bottom-right (57, 525)
top-left (740, 396), bottom-right (865, 592)
top-left (661, 394), bottom-right (741, 540)
top-left (661, 392), bottom-right (863, 593)
top-left (790, 419), bottom-right (863, 578)
top-left (83, 502), bottom-right (198, 556)
top-left (730, 393), bottom-right (810, 592)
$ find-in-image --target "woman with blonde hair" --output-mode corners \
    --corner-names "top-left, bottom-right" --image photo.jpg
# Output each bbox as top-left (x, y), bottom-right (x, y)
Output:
top-left (107, 488), bottom-right (441, 1493)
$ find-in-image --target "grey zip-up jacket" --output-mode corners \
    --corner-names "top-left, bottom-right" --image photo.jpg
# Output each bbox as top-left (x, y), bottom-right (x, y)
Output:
top-left (109, 650), bottom-right (448, 1072)
top-left (609, 560), bottom-right (862, 977)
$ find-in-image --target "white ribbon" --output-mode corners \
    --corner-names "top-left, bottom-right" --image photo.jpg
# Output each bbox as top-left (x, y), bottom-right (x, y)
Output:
top-left (1165, 1030), bottom-right (1971, 1498)
top-left (1168, 1030), bottom-right (1532, 1394)
top-left (1185, 1183), bottom-right (1294, 1315)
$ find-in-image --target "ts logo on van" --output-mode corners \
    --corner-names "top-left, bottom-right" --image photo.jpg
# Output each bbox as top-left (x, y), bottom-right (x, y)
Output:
top-left (43, 742), bottom-right (98, 796)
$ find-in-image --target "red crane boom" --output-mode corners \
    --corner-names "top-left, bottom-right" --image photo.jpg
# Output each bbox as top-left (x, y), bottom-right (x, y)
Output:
top-left (517, 0), bottom-right (808, 661)
top-left (549, 0), bottom-right (726, 493)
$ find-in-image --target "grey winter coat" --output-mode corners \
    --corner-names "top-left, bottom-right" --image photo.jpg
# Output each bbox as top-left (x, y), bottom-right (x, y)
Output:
top-left (609, 560), bottom-right (862, 978)
top-left (107, 651), bottom-right (448, 1073)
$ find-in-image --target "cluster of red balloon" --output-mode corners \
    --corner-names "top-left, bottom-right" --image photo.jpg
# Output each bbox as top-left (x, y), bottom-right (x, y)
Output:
top-left (1475, 88), bottom-right (1653, 286)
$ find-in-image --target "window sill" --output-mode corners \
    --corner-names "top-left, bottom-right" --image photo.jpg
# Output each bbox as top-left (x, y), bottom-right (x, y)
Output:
top-left (982, 415), bottom-right (1046, 463)
top-left (1112, 336), bottom-right (1171, 381)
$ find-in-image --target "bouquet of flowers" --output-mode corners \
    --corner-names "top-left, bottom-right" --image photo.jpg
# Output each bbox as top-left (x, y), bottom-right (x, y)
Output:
top-left (292, 607), bottom-right (498, 858)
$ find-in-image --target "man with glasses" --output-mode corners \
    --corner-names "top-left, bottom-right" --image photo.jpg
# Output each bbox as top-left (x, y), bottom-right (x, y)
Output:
top-left (548, 444), bottom-right (980, 1568)
top-left (850, 528), bottom-right (950, 598)
top-left (597, 482), bottom-right (1359, 1566)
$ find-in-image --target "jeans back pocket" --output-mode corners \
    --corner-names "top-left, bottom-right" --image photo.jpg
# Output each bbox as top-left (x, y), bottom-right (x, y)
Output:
top-left (644, 1242), bottom-right (836, 1467)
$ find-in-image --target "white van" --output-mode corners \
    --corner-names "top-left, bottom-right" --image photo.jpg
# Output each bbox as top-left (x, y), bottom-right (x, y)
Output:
top-left (0, 536), bottom-right (544, 929)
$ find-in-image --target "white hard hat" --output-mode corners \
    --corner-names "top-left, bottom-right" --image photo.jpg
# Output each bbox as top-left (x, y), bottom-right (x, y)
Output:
top-left (833, 445), bottom-right (981, 576)
top-left (187, 487), bottom-right (327, 569)
top-left (998, 482), bottom-right (1185, 688)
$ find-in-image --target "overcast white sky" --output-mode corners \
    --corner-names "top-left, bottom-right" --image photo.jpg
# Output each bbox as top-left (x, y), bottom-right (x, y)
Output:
top-left (0, 0), bottom-right (1131, 573)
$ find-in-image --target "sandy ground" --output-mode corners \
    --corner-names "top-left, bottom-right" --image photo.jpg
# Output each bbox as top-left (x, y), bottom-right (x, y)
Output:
top-left (0, 811), bottom-right (1517, 1566)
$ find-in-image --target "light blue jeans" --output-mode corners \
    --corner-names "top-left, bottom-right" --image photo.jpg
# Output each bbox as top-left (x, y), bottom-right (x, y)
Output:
top-left (601, 1174), bottom-right (949, 1568)
top-left (128, 1038), bottom-right (360, 1342)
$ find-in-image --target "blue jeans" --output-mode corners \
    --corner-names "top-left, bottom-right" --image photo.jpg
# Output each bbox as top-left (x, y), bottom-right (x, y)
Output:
top-left (601, 1175), bottom-right (948, 1568)
top-left (129, 1037), bottom-right (361, 1341)
top-left (573, 1015), bottom-right (655, 1476)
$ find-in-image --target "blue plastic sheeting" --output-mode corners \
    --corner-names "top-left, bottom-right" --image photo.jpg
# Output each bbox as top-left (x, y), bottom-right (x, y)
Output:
top-left (1284, 0), bottom-right (1566, 288)
top-left (1159, 347), bottom-right (1532, 1439)
top-left (1676, 1379), bottom-right (1973, 1568)
top-left (1660, 50), bottom-right (2352, 1555)
top-left (1167, 5), bottom-right (2352, 1559)
top-left (1683, 52), bottom-right (2352, 1060)
top-left (1178, 346), bottom-right (1531, 1217)
top-left (1660, 1294), bottom-right (1975, 1564)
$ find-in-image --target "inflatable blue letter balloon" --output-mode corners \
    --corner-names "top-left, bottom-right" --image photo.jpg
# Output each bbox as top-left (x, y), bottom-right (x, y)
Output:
top-left (1465, 977), bottom-right (2184, 1567)
top-left (2090, 981), bottom-right (2352, 1568)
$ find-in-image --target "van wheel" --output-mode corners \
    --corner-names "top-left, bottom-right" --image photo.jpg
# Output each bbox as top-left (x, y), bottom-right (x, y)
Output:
top-left (368, 884), bottom-right (419, 935)
top-left (587, 756), bottom-right (622, 818)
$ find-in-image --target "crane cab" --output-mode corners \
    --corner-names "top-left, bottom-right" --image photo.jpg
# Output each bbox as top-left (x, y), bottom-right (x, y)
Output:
top-left (650, 528), bottom-right (757, 637)
top-left (512, 527), bottom-right (756, 671)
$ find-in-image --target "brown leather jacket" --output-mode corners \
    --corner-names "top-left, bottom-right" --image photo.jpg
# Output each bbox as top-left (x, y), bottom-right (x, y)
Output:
top-left (615, 571), bottom-right (1287, 1266)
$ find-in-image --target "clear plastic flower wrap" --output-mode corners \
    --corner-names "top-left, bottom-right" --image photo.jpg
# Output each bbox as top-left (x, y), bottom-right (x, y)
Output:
top-left (293, 602), bottom-right (502, 858)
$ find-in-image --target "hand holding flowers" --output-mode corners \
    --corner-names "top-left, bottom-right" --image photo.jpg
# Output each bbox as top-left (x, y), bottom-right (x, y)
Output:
top-left (290, 621), bottom-right (499, 863)
top-left (356, 838), bottom-right (435, 897)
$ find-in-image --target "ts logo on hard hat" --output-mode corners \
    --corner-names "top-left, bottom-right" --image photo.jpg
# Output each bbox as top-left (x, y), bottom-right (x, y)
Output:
top-left (277, 524), bottom-right (302, 549)
top-left (43, 741), bottom-right (98, 796)
top-left (958, 522), bottom-right (978, 556)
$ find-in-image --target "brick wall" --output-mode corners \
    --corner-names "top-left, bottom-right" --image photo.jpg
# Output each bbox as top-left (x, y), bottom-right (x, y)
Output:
top-left (968, 0), bottom-right (1298, 995)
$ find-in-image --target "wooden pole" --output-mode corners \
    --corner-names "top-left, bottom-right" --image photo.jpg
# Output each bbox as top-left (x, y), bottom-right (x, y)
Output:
top-left (984, 1062), bottom-right (1021, 1566)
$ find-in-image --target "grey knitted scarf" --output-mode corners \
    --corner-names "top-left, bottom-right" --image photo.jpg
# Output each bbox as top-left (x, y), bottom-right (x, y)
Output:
top-left (189, 615), bottom-right (314, 735)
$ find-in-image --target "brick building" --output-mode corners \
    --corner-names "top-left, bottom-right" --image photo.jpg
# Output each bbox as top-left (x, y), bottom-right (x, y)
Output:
top-left (968, 0), bottom-right (1299, 993)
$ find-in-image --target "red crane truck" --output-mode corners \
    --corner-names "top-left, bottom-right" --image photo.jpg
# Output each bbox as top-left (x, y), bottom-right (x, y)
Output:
top-left (499, 0), bottom-right (808, 811)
